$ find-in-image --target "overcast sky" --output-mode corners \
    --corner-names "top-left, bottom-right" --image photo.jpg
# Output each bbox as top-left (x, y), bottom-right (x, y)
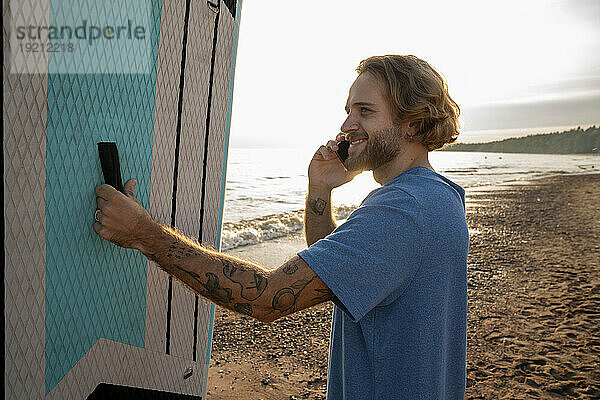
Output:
top-left (229, 0), bottom-right (600, 147)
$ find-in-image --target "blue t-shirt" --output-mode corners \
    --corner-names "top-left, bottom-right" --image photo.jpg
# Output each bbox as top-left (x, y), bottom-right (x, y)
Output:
top-left (298, 166), bottom-right (469, 400)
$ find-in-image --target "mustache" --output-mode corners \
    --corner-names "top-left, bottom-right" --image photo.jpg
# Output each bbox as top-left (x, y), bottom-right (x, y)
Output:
top-left (345, 133), bottom-right (369, 142)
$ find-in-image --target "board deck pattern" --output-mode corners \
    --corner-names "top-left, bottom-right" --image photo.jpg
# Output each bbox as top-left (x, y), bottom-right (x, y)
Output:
top-left (3, 0), bottom-right (241, 398)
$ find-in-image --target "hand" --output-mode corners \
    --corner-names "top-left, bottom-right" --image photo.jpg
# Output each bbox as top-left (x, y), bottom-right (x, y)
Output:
top-left (93, 179), bottom-right (159, 251)
top-left (308, 133), bottom-right (361, 191)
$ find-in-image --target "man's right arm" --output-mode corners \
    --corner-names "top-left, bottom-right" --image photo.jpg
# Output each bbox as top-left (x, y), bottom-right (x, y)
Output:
top-left (304, 185), bottom-right (336, 247)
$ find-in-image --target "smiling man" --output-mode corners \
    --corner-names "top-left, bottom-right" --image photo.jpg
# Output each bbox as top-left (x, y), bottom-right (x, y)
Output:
top-left (94, 55), bottom-right (469, 399)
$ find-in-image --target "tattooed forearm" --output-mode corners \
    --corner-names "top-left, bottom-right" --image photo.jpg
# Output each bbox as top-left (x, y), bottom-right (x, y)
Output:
top-left (312, 287), bottom-right (334, 303)
top-left (282, 260), bottom-right (299, 275)
top-left (143, 226), bottom-right (334, 323)
top-left (307, 197), bottom-right (327, 215)
top-left (141, 226), bottom-right (281, 320)
top-left (234, 302), bottom-right (253, 316)
top-left (174, 265), bottom-right (233, 304)
top-left (222, 259), bottom-right (268, 300)
top-left (272, 276), bottom-right (316, 313)
top-left (166, 240), bottom-right (200, 259)
top-left (304, 189), bottom-right (336, 246)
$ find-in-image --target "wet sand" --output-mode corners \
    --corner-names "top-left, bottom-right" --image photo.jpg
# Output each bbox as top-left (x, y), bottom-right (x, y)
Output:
top-left (207, 173), bottom-right (600, 399)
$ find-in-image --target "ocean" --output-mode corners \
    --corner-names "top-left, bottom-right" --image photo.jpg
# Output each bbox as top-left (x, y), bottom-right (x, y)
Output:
top-left (220, 148), bottom-right (599, 250)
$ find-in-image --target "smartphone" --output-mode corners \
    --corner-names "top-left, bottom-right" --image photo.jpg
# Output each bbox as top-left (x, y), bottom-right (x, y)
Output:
top-left (335, 140), bottom-right (350, 163)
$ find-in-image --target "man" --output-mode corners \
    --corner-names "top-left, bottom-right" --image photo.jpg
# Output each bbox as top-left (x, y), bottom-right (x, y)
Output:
top-left (94, 55), bottom-right (469, 399)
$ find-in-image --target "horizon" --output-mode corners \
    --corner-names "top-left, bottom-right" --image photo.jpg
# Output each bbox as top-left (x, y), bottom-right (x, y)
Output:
top-left (228, 0), bottom-right (600, 149)
top-left (230, 123), bottom-right (599, 149)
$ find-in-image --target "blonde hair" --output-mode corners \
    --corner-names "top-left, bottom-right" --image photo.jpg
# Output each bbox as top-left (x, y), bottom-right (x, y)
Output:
top-left (356, 55), bottom-right (461, 150)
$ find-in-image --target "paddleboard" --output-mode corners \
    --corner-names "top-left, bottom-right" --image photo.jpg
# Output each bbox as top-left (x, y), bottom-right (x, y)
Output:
top-left (3, 0), bottom-right (241, 397)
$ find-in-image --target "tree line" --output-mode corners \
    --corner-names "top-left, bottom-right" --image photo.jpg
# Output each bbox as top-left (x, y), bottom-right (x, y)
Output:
top-left (442, 126), bottom-right (600, 154)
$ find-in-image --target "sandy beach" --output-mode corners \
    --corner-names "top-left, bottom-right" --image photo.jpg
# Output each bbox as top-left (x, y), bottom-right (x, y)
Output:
top-left (207, 173), bottom-right (600, 399)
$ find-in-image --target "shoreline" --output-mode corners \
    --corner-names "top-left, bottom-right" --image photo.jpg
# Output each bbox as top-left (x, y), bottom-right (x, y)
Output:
top-left (209, 173), bottom-right (600, 399)
top-left (227, 234), bottom-right (306, 270)
top-left (222, 171), bottom-right (599, 255)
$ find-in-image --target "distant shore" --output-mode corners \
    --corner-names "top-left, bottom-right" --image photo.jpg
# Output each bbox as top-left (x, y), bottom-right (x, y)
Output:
top-left (442, 126), bottom-right (599, 154)
top-left (208, 173), bottom-right (600, 399)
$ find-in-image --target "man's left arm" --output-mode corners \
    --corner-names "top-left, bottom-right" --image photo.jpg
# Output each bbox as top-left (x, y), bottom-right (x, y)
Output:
top-left (93, 181), bottom-right (334, 323)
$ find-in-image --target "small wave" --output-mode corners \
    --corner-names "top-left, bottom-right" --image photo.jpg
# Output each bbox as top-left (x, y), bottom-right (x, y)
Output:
top-left (221, 205), bottom-right (357, 250)
top-left (443, 168), bottom-right (478, 173)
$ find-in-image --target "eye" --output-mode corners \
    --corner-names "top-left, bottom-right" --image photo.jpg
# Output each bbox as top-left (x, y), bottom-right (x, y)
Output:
top-left (360, 107), bottom-right (372, 114)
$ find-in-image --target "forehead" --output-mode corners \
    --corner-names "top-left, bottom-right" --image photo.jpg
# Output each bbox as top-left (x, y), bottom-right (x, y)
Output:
top-left (346, 72), bottom-right (387, 108)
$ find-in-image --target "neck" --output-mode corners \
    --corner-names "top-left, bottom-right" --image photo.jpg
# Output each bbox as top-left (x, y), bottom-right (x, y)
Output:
top-left (372, 143), bottom-right (432, 185)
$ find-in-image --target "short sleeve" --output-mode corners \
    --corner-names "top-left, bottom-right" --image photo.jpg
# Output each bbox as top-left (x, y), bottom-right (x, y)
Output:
top-left (298, 194), bottom-right (424, 322)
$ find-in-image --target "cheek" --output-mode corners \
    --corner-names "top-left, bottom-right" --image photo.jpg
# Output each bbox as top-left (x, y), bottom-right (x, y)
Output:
top-left (360, 116), bottom-right (390, 135)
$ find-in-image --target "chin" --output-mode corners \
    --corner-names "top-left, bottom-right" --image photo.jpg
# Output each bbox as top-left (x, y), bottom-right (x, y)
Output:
top-left (344, 156), bottom-right (371, 172)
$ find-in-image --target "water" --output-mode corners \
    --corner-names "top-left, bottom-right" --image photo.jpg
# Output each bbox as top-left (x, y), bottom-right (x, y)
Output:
top-left (220, 148), bottom-right (599, 250)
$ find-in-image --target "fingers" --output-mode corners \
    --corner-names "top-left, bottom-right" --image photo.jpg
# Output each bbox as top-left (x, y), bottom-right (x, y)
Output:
top-left (313, 133), bottom-right (348, 159)
top-left (93, 221), bottom-right (114, 242)
top-left (95, 183), bottom-right (118, 200)
top-left (95, 192), bottom-right (117, 218)
top-left (94, 209), bottom-right (104, 223)
top-left (96, 196), bottom-right (109, 209)
top-left (317, 145), bottom-right (337, 161)
top-left (92, 179), bottom-right (150, 249)
top-left (95, 179), bottom-right (139, 217)
top-left (93, 221), bottom-right (108, 239)
top-left (96, 179), bottom-right (138, 200)
top-left (313, 135), bottom-right (346, 161)
top-left (336, 132), bottom-right (347, 142)
top-left (123, 179), bottom-right (137, 199)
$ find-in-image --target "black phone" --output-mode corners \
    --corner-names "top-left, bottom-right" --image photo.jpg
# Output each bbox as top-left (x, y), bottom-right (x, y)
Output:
top-left (335, 140), bottom-right (350, 163)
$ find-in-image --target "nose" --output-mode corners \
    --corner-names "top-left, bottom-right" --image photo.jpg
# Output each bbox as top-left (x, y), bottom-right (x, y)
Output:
top-left (340, 114), bottom-right (359, 133)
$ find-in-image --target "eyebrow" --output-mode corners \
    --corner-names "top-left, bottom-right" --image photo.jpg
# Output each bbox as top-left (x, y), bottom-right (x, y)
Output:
top-left (345, 101), bottom-right (378, 111)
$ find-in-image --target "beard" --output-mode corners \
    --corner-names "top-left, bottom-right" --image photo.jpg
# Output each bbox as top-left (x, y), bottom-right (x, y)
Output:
top-left (343, 126), bottom-right (405, 172)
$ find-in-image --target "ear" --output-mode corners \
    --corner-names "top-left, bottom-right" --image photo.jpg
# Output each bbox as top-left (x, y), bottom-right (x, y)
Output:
top-left (403, 120), bottom-right (420, 141)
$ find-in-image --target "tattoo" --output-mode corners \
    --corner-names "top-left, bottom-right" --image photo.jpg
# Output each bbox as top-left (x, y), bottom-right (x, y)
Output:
top-left (234, 302), bottom-right (253, 316)
top-left (174, 265), bottom-right (233, 304)
top-left (166, 240), bottom-right (198, 260)
top-left (222, 259), bottom-right (268, 301)
top-left (308, 197), bottom-right (327, 216)
top-left (282, 260), bottom-right (299, 275)
top-left (312, 288), bottom-right (334, 303)
top-left (272, 276), bottom-right (316, 313)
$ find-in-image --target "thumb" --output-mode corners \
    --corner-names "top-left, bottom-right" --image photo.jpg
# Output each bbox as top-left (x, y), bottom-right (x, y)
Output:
top-left (124, 179), bottom-right (137, 198)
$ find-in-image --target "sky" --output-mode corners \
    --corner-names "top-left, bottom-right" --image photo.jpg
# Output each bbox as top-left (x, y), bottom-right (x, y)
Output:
top-left (228, 0), bottom-right (600, 147)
